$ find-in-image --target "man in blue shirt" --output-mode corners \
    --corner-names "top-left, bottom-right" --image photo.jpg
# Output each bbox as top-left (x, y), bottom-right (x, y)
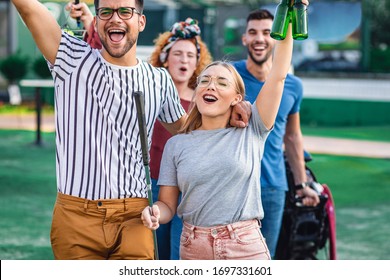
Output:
top-left (232, 9), bottom-right (319, 259)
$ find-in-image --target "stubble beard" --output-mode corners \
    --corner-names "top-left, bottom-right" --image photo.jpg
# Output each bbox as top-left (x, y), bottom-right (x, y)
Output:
top-left (247, 46), bottom-right (272, 67)
top-left (97, 24), bottom-right (137, 59)
top-left (101, 37), bottom-right (136, 59)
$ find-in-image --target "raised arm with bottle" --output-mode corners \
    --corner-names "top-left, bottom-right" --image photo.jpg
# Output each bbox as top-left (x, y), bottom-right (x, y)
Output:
top-left (255, 22), bottom-right (293, 129)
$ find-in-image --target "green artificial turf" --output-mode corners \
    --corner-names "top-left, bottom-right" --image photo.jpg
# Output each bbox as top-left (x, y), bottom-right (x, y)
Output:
top-left (302, 125), bottom-right (390, 142)
top-left (307, 154), bottom-right (390, 260)
top-left (0, 130), bottom-right (56, 260)
top-left (307, 155), bottom-right (390, 206)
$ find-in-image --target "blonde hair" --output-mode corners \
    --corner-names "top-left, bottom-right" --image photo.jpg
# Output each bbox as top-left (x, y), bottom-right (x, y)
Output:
top-left (179, 61), bottom-right (246, 134)
top-left (149, 32), bottom-right (212, 90)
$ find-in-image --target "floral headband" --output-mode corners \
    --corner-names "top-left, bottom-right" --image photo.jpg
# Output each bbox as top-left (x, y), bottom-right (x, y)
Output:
top-left (159, 18), bottom-right (201, 63)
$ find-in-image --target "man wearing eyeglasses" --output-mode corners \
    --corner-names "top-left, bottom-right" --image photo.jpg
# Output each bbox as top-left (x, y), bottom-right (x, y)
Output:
top-left (10, 0), bottom-right (250, 260)
top-left (10, 0), bottom-right (170, 260)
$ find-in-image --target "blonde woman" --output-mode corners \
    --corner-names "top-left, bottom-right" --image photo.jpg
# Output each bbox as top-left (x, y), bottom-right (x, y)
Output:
top-left (141, 14), bottom-right (298, 259)
top-left (148, 18), bottom-right (212, 260)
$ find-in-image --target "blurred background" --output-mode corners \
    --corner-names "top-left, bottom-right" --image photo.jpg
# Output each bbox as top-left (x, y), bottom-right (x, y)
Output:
top-left (0, 0), bottom-right (389, 125)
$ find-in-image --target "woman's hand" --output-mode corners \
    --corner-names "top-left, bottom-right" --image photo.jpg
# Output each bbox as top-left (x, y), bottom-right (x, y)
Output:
top-left (141, 205), bottom-right (161, 230)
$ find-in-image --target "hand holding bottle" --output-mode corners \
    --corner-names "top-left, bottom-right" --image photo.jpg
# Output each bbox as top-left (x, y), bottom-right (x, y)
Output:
top-left (292, 0), bottom-right (308, 40)
top-left (270, 0), bottom-right (292, 40)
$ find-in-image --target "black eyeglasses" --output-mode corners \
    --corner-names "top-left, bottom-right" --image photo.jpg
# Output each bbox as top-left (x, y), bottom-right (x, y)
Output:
top-left (96, 7), bottom-right (141, 21)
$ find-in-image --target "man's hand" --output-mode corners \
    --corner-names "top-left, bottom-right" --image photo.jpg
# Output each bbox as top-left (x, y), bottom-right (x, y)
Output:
top-left (65, 1), bottom-right (94, 30)
top-left (230, 100), bottom-right (251, 128)
top-left (296, 186), bottom-right (320, 207)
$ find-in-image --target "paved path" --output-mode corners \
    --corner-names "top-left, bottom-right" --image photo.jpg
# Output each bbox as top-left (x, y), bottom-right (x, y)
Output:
top-left (303, 136), bottom-right (390, 159)
top-left (301, 77), bottom-right (390, 102)
top-left (0, 113), bottom-right (55, 132)
top-left (1, 113), bottom-right (390, 159)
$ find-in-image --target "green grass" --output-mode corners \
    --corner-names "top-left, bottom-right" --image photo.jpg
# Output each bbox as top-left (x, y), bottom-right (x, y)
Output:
top-left (303, 123), bottom-right (390, 260)
top-left (1, 129), bottom-right (390, 259)
top-left (307, 155), bottom-right (390, 207)
top-left (307, 154), bottom-right (390, 259)
top-left (0, 130), bottom-right (56, 260)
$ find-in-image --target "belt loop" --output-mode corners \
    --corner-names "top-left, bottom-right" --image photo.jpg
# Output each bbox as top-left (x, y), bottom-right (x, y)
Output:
top-left (188, 225), bottom-right (196, 239)
top-left (84, 199), bottom-right (88, 211)
top-left (191, 226), bottom-right (196, 239)
top-left (227, 224), bottom-right (236, 239)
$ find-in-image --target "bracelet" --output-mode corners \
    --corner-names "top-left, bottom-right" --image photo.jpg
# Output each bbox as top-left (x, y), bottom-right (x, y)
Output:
top-left (294, 182), bottom-right (310, 190)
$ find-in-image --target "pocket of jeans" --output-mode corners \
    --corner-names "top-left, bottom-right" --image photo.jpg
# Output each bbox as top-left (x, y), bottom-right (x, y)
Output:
top-left (180, 230), bottom-right (192, 247)
top-left (235, 227), bottom-right (262, 245)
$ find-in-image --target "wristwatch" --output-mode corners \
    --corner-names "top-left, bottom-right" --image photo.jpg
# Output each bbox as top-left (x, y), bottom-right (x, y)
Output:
top-left (294, 182), bottom-right (310, 190)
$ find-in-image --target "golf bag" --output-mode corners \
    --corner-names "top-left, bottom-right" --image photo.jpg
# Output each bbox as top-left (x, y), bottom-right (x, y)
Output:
top-left (275, 151), bottom-right (337, 260)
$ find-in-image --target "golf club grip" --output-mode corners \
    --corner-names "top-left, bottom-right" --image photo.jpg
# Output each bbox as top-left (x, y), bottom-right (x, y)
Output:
top-left (75, 0), bottom-right (80, 27)
top-left (134, 91), bottom-right (149, 166)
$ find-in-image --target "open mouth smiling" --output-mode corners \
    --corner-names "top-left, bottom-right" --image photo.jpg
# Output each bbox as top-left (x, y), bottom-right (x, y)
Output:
top-left (203, 94), bottom-right (218, 103)
top-left (253, 44), bottom-right (266, 52)
top-left (108, 29), bottom-right (126, 42)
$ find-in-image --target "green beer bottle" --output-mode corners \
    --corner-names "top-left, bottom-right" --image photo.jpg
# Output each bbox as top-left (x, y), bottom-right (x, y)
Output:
top-left (292, 0), bottom-right (308, 40)
top-left (270, 0), bottom-right (292, 40)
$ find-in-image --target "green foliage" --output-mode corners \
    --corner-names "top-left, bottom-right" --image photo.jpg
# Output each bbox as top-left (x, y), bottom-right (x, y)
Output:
top-left (370, 0), bottom-right (390, 49)
top-left (0, 52), bottom-right (29, 83)
top-left (0, 104), bottom-right (54, 114)
top-left (319, 41), bottom-right (360, 51)
top-left (32, 56), bottom-right (52, 79)
top-left (370, 48), bottom-right (390, 72)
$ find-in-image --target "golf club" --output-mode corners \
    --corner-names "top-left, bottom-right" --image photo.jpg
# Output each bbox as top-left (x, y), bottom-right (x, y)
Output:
top-left (74, 0), bottom-right (81, 27)
top-left (133, 91), bottom-right (159, 260)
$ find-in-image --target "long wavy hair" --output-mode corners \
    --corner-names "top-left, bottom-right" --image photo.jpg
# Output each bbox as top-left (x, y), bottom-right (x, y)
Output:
top-left (179, 61), bottom-right (246, 134)
top-left (149, 20), bottom-right (212, 90)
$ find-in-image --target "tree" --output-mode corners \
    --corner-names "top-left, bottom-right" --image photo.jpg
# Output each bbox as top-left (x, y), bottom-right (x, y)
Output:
top-left (0, 51), bottom-right (29, 84)
top-left (370, 0), bottom-right (390, 49)
top-left (0, 51), bottom-right (29, 105)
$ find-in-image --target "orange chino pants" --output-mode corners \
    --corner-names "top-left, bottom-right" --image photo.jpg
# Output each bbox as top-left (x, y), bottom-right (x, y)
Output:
top-left (50, 192), bottom-right (154, 260)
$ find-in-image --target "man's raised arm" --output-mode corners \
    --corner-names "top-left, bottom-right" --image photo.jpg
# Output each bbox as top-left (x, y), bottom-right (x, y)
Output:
top-left (11, 0), bottom-right (62, 64)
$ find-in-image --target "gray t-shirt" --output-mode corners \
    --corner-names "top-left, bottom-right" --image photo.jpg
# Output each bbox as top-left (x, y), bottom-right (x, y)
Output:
top-left (158, 104), bottom-right (270, 227)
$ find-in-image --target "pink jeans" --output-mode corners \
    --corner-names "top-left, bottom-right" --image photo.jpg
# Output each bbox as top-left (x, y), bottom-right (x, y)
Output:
top-left (180, 220), bottom-right (271, 260)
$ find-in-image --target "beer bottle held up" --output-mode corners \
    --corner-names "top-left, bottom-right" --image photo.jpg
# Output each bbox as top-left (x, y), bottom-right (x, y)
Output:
top-left (270, 0), bottom-right (292, 40)
top-left (292, 0), bottom-right (308, 40)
